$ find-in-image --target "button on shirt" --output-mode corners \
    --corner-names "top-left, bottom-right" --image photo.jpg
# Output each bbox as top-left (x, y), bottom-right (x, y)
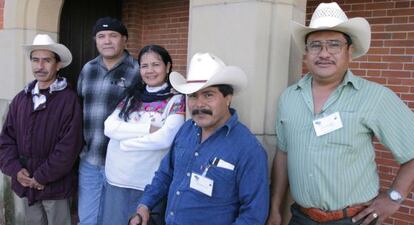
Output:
top-left (276, 70), bottom-right (414, 211)
top-left (140, 109), bottom-right (269, 225)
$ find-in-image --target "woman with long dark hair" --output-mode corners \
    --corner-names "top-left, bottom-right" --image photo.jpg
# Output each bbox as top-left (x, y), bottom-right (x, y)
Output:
top-left (101, 45), bottom-right (185, 225)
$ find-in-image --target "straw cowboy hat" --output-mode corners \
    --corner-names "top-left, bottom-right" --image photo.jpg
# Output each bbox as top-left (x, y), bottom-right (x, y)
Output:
top-left (291, 2), bottom-right (371, 59)
top-left (170, 53), bottom-right (247, 95)
top-left (23, 34), bottom-right (72, 68)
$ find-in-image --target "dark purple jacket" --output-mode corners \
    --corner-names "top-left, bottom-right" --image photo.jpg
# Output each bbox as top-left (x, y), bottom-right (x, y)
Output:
top-left (0, 79), bottom-right (83, 205)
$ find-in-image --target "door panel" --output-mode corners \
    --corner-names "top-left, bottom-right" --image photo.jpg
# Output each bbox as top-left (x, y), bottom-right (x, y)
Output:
top-left (59, 0), bottom-right (122, 87)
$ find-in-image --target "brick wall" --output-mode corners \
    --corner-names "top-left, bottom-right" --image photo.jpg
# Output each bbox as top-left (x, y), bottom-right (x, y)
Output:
top-left (0, 0), bottom-right (4, 29)
top-left (306, 1), bottom-right (414, 224)
top-left (123, 0), bottom-right (189, 75)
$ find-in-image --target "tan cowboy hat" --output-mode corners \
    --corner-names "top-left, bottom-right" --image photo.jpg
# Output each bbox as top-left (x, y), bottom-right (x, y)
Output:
top-left (23, 34), bottom-right (72, 68)
top-left (291, 2), bottom-right (371, 59)
top-left (170, 53), bottom-right (247, 95)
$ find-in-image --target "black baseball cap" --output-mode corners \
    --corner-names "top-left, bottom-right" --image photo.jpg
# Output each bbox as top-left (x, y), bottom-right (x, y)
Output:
top-left (93, 16), bottom-right (128, 38)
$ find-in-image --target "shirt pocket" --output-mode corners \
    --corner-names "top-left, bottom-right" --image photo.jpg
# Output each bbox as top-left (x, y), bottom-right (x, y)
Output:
top-left (325, 111), bottom-right (370, 149)
top-left (206, 166), bottom-right (237, 199)
top-left (172, 144), bottom-right (193, 175)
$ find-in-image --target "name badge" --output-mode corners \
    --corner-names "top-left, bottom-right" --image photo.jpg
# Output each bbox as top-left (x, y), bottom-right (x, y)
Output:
top-left (190, 173), bottom-right (214, 197)
top-left (313, 112), bottom-right (343, 136)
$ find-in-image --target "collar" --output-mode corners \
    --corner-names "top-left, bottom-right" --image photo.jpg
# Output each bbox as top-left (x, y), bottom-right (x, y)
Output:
top-left (25, 77), bottom-right (67, 95)
top-left (224, 108), bottom-right (239, 134)
top-left (146, 82), bottom-right (169, 93)
top-left (295, 69), bottom-right (360, 90)
top-left (340, 70), bottom-right (361, 90)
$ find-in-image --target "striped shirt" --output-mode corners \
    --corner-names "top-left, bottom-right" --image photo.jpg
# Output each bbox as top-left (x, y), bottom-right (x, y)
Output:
top-left (77, 51), bottom-right (139, 166)
top-left (275, 70), bottom-right (414, 211)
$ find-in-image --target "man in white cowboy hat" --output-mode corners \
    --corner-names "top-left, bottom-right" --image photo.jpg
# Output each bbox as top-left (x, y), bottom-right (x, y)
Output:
top-left (76, 17), bottom-right (139, 225)
top-left (268, 2), bottom-right (414, 225)
top-left (0, 34), bottom-right (83, 225)
top-left (128, 53), bottom-right (269, 225)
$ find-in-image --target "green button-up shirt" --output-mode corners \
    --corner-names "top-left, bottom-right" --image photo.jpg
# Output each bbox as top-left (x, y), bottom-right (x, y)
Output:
top-left (276, 70), bottom-right (414, 211)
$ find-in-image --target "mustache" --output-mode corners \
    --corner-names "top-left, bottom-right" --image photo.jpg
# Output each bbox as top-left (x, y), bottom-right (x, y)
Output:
top-left (34, 70), bottom-right (48, 74)
top-left (191, 109), bottom-right (213, 116)
top-left (315, 60), bottom-right (335, 65)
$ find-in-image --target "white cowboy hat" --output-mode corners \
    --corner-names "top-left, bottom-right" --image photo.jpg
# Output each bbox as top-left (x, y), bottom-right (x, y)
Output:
top-left (291, 2), bottom-right (371, 59)
top-left (23, 34), bottom-right (72, 68)
top-left (170, 53), bottom-right (247, 95)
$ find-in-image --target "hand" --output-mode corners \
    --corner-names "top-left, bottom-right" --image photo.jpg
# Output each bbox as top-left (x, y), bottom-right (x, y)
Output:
top-left (352, 192), bottom-right (401, 225)
top-left (128, 214), bottom-right (142, 225)
top-left (17, 168), bottom-right (32, 187)
top-left (129, 206), bottom-right (150, 225)
top-left (266, 209), bottom-right (282, 225)
top-left (30, 178), bottom-right (45, 190)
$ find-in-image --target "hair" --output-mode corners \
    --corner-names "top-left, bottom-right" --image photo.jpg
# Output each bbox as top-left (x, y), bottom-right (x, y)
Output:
top-left (137, 44), bottom-right (173, 78)
top-left (118, 44), bottom-right (173, 121)
top-left (212, 84), bottom-right (234, 97)
top-left (305, 30), bottom-right (353, 46)
top-left (54, 52), bottom-right (61, 62)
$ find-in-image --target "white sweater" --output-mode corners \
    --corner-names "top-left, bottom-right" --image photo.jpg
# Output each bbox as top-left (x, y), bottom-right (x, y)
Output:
top-left (104, 94), bottom-right (185, 190)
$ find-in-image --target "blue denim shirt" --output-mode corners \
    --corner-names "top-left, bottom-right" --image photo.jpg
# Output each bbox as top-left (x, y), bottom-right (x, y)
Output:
top-left (140, 109), bottom-right (269, 225)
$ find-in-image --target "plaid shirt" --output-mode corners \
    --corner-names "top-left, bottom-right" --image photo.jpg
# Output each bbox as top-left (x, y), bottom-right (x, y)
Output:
top-left (77, 51), bottom-right (139, 166)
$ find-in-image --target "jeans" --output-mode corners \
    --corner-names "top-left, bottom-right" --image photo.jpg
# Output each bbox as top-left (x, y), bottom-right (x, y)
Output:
top-left (101, 183), bottom-right (166, 225)
top-left (289, 203), bottom-right (377, 225)
top-left (77, 159), bottom-right (106, 225)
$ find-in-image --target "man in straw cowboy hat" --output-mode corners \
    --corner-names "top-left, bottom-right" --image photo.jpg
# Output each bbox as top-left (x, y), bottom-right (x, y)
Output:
top-left (128, 53), bottom-right (269, 225)
top-left (268, 2), bottom-right (414, 225)
top-left (0, 34), bottom-right (83, 225)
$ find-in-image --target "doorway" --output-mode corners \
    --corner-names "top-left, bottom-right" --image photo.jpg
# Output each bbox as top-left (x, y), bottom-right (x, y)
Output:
top-left (59, 0), bottom-right (123, 87)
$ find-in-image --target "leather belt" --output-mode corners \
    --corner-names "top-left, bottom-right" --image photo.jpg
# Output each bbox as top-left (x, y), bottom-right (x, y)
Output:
top-left (298, 204), bottom-right (366, 223)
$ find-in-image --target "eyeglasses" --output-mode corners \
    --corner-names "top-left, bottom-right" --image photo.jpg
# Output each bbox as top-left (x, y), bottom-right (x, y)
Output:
top-left (306, 40), bottom-right (348, 55)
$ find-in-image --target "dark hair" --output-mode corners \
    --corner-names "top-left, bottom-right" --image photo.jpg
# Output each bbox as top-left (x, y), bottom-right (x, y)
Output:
top-left (118, 45), bottom-right (173, 121)
top-left (54, 52), bottom-right (61, 62)
top-left (138, 44), bottom-right (173, 75)
top-left (305, 30), bottom-right (353, 46)
top-left (212, 84), bottom-right (234, 97)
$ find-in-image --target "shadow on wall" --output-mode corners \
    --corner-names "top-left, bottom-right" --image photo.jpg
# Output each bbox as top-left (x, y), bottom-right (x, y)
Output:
top-left (0, 99), bottom-right (25, 225)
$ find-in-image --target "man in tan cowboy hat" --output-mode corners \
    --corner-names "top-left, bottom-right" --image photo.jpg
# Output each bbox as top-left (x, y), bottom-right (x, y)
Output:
top-left (0, 34), bottom-right (83, 225)
top-left (268, 2), bottom-right (414, 225)
top-left (128, 53), bottom-right (269, 225)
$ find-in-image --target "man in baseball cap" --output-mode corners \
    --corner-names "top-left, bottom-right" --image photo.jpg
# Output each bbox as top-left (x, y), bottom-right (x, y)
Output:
top-left (77, 16), bottom-right (139, 225)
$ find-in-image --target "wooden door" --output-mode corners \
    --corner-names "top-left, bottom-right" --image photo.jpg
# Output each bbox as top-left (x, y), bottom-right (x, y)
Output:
top-left (59, 0), bottom-right (123, 87)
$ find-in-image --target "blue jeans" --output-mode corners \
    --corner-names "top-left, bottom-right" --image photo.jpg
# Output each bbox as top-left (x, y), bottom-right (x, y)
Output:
top-left (77, 159), bottom-right (106, 225)
top-left (101, 183), bottom-right (166, 225)
top-left (289, 203), bottom-right (377, 225)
